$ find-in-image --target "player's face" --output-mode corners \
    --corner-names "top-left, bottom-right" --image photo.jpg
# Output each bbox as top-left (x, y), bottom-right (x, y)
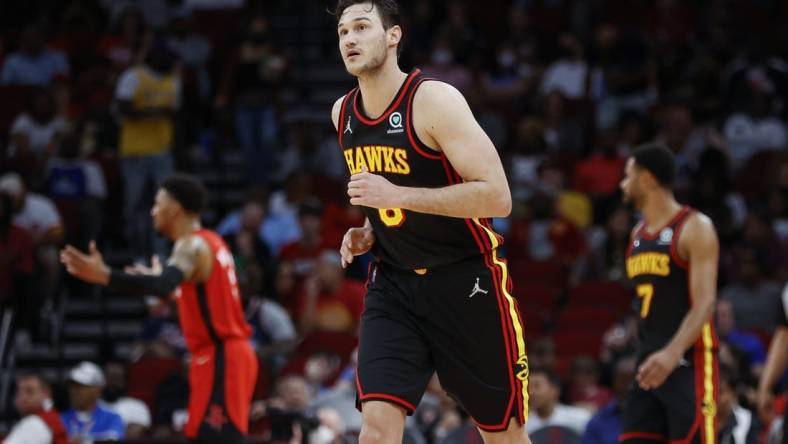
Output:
top-left (337, 3), bottom-right (393, 76)
top-left (151, 189), bottom-right (177, 234)
top-left (620, 158), bottom-right (642, 206)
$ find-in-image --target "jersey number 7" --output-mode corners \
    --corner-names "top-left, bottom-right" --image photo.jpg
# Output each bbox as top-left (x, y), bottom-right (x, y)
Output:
top-left (636, 283), bottom-right (654, 318)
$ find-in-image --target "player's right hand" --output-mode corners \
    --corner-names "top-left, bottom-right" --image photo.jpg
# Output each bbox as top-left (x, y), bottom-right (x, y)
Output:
top-left (340, 226), bottom-right (375, 268)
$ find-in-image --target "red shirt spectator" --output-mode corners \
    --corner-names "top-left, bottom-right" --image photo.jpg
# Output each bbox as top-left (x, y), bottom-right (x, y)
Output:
top-left (296, 251), bottom-right (365, 334)
top-left (573, 152), bottom-right (625, 196)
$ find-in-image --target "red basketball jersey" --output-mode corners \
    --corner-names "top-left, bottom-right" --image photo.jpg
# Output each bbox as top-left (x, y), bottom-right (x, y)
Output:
top-left (175, 229), bottom-right (252, 351)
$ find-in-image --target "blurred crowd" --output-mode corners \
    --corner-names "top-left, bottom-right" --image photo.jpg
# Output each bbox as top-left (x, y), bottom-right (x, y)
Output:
top-left (1, 0), bottom-right (788, 443)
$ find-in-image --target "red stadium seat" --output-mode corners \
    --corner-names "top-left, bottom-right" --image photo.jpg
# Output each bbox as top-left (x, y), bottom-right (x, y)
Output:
top-left (510, 260), bottom-right (568, 290)
top-left (552, 331), bottom-right (602, 358)
top-left (569, 280), bottom-right (632, 313)
top-left (127, 357), bottom-right (182, 415)
top-left (556, 307), bottom-right (619, 333)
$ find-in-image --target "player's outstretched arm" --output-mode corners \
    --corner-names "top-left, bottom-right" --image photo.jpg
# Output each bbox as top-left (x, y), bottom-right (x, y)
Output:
top-left (346, 81), bottom-right (511, 219)
top-left (636, 213), bottom-right (719, 390)
top-left (60, 236), bottom-right (207, 297)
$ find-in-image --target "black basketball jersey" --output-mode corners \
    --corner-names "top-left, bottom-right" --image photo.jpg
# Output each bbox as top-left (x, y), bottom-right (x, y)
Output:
top-left (625, 206), bottom-right (717, 359)
top-left (337, 68), bottom-right (502, 270)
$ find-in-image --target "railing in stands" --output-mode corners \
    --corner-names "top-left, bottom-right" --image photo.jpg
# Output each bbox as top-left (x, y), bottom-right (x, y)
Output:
top-left (0, 308), bottom-right (16, 416)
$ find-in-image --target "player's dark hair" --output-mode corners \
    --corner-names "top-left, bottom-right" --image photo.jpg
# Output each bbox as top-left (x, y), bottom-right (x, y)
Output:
top-left (530, 366), bottom-right (561, 388)
top-left (631, 143), bottom-right (676, 189)
top-left (332, 0), bottom-right (403, 55)
top-left (161, 174), bottom-right (207, 214)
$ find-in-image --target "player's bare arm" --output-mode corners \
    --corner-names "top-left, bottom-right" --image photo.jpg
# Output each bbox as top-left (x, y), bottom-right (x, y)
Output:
top-left (637, 213), bottom-right (719, 390)
top-left (60, 235), bottom-right (210, 297)
top-left (757, 284), bottom-right (788, 420)
top-left (347, 81), bottom-right (512, 218)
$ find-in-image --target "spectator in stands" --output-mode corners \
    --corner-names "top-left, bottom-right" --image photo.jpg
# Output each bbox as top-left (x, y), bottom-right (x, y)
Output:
top-left (0, 193), bottom-right (33, 308)
top-left (0, 173), bottom-right (62, 341)
top-left (97, 6), bottom-right (148, 72)
top-left (115, 40), bottom-right (180, 257)
top-left (280, 199), bottom-right (328, 279)
top-left (716, 299), bottom-right (766, 375)
top-left (101, 362), bottom-right (152, 439)
top-left (718, 364), bottom-right (760, 444)
top-left (568, 356), bottom-right (613, 412)
top-left (580, 356), bottom-right (636, 444)
top-left (296, 251), bottom-right (365, 335)
top-left (526, 367), bottom-right (592, 435)
top-left (540, 32), bottom-right (602, 101)
top-left (246, 290), bottom-right (297, 361)
top-left (722, 82), bottom-right (787, 171)
top-left (215, 14), bottom-right (287, 184)
top-left (585, 205), bottom-right (633, 282)
top-left (44, 131), bottom-right (107, 247)
top-left (721, 248), bottom-right (782, 331)
top-left (7, 89), bottom-right (70, 177)
top-left (263, 173), bottom-right (313, 254)
top-left (3, 373), bottom-right (68, 444)
top-left (61, 361), bottom-right (125, 441)
top-left (224, 198), bottom-right (273, 281)
top-left (1, 25), bottom-right (69, 86)
top-left (422, 34), bottom-right (473, 93)
top-left (138, 296), bottom-right (187, 358)
top-left (542, 90), bottom-right (584, 156)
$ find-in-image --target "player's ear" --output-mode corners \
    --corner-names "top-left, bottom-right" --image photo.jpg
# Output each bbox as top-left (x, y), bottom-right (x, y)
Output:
top-left (388, 25), bottom-right (402, 47)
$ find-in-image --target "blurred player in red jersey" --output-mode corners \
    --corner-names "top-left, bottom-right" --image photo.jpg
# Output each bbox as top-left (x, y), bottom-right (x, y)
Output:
top-left (61, 174), bottom-right (257, 444)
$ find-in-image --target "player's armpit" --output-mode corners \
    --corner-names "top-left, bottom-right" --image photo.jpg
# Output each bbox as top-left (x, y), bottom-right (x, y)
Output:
top-left (331, 95), bottom-right (345, 131)
top-left (168, 235), bottom-right (210, 282)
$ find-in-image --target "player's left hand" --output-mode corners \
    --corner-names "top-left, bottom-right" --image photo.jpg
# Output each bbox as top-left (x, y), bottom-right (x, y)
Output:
top-left (636, 347), bottom-right (681, 390)
top-left (347, 168), bottom-right (401, 209)
top-left (60, 240), bottom-right (111, 285)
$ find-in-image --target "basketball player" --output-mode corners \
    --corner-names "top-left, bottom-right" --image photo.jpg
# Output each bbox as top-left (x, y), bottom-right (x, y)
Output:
top-left (619, 144), bottom-right (720, 444)
top-left (59, 174), bottom-right (257, 444)
top-left (756, 282), bottom-right (788, 441)
top-left (332, 1), bottom-right (530, 443)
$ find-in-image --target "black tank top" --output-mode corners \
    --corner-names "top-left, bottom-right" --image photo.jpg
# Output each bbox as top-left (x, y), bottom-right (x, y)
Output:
top-left (625, 206), bottom-right (717, 359)
top-left (337, 68), bottom-right (501, 270)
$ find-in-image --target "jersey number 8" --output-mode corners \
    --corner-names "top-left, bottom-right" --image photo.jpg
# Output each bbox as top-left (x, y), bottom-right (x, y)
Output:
top-left (378, 208), bottom-right (405, 227)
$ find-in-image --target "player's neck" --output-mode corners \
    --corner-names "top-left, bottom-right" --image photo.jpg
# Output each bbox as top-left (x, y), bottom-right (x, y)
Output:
top-left (356, 61), bottom-right (407, 119)
top-left (640, 192), bottom-right (682, 232)
top-left (171, 217), bottom-right (201, 241)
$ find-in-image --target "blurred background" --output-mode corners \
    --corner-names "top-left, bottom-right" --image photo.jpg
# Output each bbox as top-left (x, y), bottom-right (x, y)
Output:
top-left (0, 0), bottom-right (787, 443)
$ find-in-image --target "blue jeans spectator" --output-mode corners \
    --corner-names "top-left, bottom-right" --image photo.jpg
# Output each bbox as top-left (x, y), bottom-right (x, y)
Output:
top-left (120, 153), bottom-right (173, 258)
top-left (235, 105), bottom-right (277, 184)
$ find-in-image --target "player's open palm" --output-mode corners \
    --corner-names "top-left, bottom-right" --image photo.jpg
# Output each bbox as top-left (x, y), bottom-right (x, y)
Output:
top-left (125, 255), bottom-right (163, 276)
top-left (60, 241), bottom-right (110, 285)
top-left (636, 348), bottom-right (679, 390)
top-left (340, 226), bottom-right (375, 268)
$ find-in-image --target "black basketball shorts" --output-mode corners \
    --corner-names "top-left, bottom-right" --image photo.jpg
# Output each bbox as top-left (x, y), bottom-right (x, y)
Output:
top-left (620, 336), bottom-right (719, 444)
top-left (355, 253), bottom-right (529, 432)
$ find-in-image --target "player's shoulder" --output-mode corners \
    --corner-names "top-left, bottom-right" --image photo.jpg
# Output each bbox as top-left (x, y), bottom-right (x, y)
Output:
top-left (175, 232), bottom-right (211, 255)
top-left (331, 94), bottom-right (348, 129)
top-left (413, 78), bottom-right (464, 104)
top-left (685, 209), bottom-right (715, 233)
top-left (679, 209), bottom-right (718, 246)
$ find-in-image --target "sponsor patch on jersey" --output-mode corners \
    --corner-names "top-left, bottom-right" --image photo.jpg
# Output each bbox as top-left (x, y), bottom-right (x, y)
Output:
top-left (658, 227), bottom-right (674, 245)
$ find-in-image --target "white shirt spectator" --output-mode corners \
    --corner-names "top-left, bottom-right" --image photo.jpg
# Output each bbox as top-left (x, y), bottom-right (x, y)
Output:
top-left (8, 113), bottom-right (69, 156)
top-left (540, 60), bottom-right (603, 100)
top-left (258, 299), bottom-right (297, 342)
top-left (3, 415), bottom-right (52, 444)
top-left (526, 403), bottom-right (592, 435)
top-left (103, 397), bottom-right (152, 428)
top-left (723, 113), bottom-right (788, 170)
top-left (13, 193), bottom-right (62, 241)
